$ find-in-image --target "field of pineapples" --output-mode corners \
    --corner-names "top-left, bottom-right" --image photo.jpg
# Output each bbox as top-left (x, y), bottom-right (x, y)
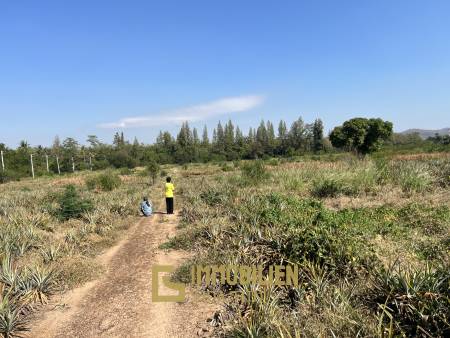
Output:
top-left (167, 155), bottom-right (450, 337)
top-left (0, 169), bottom-right (153, 337)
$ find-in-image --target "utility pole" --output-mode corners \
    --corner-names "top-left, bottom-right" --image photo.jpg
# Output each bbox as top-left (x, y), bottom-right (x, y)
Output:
top-left (45, 154), bottom-right (49, 173)
top-left (56, 156), bottom-right (61, 175)
top-left (0, 150), bottom-right (4, 172)
top-left (30, 154), bottom-right (35, 179)
top-left (72, 157), bottom-right (75, 172)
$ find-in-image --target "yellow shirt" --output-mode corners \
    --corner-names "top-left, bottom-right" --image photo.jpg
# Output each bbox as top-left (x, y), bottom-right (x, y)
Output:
top-left (165, 182), bottom-right (174, 198)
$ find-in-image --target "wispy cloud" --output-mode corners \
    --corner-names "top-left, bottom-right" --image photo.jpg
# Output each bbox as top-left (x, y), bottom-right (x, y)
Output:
top-left (99, 95), bottom-right (264, 129)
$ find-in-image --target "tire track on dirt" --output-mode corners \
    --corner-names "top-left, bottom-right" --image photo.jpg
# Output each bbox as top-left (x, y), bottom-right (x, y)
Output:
top-left (30, 209), bottom-right (217, 338)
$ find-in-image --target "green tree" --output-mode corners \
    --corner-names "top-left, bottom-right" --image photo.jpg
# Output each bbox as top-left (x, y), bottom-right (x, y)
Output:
top-left (224, 120), bottom-right (235, 150)
top-left (201, 125), bottom-right (209, 146)
top-left (329, 118), bottom-right (393, 154)
top-left (113, 132), bottom-right (125, 148)
top-left (175, 122), bottom-right (195, 163)
top-left (87, 135), bottom-right (101, 148)
top-left (62, 137), bottom-right (78, 155)
top-left (277, 120), bottom-right (288, 155)
top-left (266, 121), bottom-right (275, 154)
top-left (312, 118), bottom-right (324, 152)
top-left (216, 121), bottom-right (225, 151)
top-left (147, 160), bottom-right (160, 184)
top-left (255, 120), bottom-right (268, 156)
top-left (288, 117), bottom-right (307, 151)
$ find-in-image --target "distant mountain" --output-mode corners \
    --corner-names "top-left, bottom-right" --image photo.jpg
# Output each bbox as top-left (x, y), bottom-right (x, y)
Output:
top-left (400, 128), bottom-right (450, 139)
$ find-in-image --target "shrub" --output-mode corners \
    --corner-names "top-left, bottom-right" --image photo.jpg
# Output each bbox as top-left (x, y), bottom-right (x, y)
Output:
top-left (428, 159), bottom-right (450, 187)
top-left (109, 150), bottom-right (137, 169)
top-left (237, 193), bottom-right (374, 274)
top-left (266, 158), bottom-right (280, 166)
top-left (147, 161), bottom-right (160, 184)
top-left (392, 161), bottom-right (432, 193)
top-left (0, 170), bottom-right (21, 184)
top-left (92, 159), bottom-right (110, 170)
top-left (241, 160), bottom-right (269, 183)
top-left (85, 172), bottom-right (121, 191)
top-left (119, 167), bottom-right (133, 175)
top-left (311, 178), bottom-right (357, 198)
top-left (220, 163), bottom-right (233, 172)
top-left (57, 185), bottom-right (93, 220)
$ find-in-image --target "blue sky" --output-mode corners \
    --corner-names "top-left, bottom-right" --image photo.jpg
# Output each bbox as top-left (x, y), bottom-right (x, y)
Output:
top-left (1, 0), bottom-right (449, 147)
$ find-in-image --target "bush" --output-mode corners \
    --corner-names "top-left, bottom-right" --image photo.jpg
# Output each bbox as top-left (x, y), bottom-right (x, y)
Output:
top-left (92, 159), bottom-right (110, 170)
top-left (220, 163), bottom-right (233, 172)
top-left (311, 178), bottom-right (357, 198)
top-left (109, 151), bottom-right (137, 169)
top-left (0, 170), bottom-right (21, 184)
top-left (85, 172), bottom-right (121, 191)
top-left (57, 185), bottom-right (93, 220)
top-left (266, 158), bottom-right (280, 166)
top-left (241, 160), bottom-right (269, 183)
top-left (119, 167), bottom-right (133, 175)
top-left (391, 161), bottom-right (432, 193)
top-left (147, 161), bottom-right (160, 184)
top-left (238, 193), bottom-right (373, 273)
top-left (428, 159), bottom-right (450, 187)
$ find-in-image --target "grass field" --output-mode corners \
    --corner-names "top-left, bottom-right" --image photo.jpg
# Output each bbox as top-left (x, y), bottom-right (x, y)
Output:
top-left (167, 154), bottom-right (450, 337)
top-left (0, 153), bottom-right (449, 337)
top-left (0, 169), bottom-right (155, 336)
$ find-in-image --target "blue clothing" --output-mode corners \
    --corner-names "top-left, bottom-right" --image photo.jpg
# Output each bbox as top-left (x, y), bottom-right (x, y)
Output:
top-left (140, 200), bottom-right (152, 216)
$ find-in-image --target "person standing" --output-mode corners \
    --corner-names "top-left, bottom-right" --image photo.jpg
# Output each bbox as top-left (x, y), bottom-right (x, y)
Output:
top-left (165, 176), bottom-right (175, 214)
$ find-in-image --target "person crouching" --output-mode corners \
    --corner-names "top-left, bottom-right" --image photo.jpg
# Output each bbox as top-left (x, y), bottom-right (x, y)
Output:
top-left (140, 197), bottom-right (152, 216)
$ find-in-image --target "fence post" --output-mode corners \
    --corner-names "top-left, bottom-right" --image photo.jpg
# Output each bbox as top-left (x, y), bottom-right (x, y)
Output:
top-left (0, 150), bottom-right (4, 172)
top-left (45, 154), bottom-right (49, 172)
top-left (56, 156), bottom-right (61, 175)
top-left (72, 157), bottom-right (75, 172)
top-left (30, 154), bottom-right (35, 179)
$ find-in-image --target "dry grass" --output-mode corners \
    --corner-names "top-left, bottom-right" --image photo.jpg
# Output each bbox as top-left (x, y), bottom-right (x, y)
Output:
top-left (167, 154), bottom-right (450, 337)
top-left (0, 169), bottom-right (153, 337)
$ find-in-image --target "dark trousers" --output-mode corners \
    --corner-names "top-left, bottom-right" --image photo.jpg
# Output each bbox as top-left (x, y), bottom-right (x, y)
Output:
top-left (166, 197), bottom-right (174, 214)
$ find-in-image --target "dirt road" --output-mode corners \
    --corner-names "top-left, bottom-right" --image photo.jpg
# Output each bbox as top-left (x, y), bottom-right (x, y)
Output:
top-left (30, 210), bottom-right (216, 338)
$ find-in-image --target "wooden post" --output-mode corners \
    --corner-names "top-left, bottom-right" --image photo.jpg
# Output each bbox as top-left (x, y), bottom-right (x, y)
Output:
top-left (45, 154), bottom-right (49, 172)
top-left (0, 150), bottom-right (4, 172)
top-left (72, 157), bottom-right (75, 172)
top-left (89, 155), bottom-right (92, 170)
top-left (56, 156), bottom-right (61, 175)
top-left (30, 154), bottom-right (35, 179)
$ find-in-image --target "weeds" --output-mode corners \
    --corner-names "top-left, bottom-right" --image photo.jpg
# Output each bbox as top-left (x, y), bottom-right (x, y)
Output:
top-left (174, 155), bottom-right (450, 337)
top-left (311, 178), bottom-right (357, 197)
top-left (57, 185), bottom-right (93, 220)
top-left (240, 161), bottom-right (270, 184)
top-left (85, 171), bottom-right (122, 191)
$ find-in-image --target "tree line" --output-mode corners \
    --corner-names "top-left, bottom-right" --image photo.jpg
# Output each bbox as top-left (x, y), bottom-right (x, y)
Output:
top-left (1, 116), bottom-right (448, 182)
top-left (0, 117), bottom-right (327, 179)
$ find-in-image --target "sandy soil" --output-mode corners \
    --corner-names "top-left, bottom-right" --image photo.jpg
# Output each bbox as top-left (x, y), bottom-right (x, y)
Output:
top-left (29, 209), bottom-right (218, 338)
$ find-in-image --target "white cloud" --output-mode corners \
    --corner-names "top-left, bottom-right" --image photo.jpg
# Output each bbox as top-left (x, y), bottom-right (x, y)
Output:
top-left (99, 95), bottom-right (264, 129)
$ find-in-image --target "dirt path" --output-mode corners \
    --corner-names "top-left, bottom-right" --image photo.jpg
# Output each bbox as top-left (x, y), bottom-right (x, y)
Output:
top-left (30, 209), bottom-right (217, 338)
